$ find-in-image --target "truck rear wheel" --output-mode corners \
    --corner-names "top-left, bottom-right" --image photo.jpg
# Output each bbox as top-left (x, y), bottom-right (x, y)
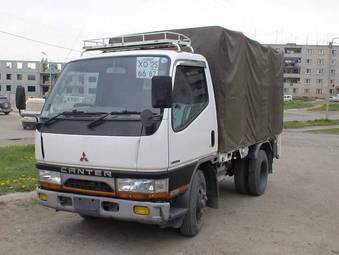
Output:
top-left (248, 150), bottom-right (268, 196)
top-left (180, 170), bottom-right (207, 237)
top-left (234, 158), bottom-right (249, 194)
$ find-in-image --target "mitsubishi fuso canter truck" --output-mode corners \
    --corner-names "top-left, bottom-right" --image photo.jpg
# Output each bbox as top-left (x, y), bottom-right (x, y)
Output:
top-left (16, 26), bottom-right (283, 236)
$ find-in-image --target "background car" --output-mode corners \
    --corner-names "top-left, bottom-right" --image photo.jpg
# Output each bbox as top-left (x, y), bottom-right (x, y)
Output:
top-left (284, 94), bottom-right (293, 102)
top-left (0, 96), bottom-right (12, 115)
top-left (21, 98), bottom-right (45, 129)
top-left (329, 94), bottom-right (339, 102)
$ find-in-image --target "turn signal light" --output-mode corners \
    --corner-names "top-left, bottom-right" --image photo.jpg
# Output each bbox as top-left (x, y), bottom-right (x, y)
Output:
top-left (38, 192), bottom-right (48, 201)
top-left (133, 206), bottom-right (150, 215)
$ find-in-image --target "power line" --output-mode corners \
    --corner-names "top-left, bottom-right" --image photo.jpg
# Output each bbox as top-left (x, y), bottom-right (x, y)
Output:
top-left (0, 29), bottom-right (81, 52)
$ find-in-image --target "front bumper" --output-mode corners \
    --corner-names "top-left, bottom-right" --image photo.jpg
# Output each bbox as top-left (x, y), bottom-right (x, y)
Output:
top-left (37, 188), bottom-right (171, 224)
top-left (0, 108), bottom-right (11, 113)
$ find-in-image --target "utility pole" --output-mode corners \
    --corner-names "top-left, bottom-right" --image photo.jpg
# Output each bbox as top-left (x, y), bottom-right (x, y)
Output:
top-left (325, 38), bottom-right (339, 119)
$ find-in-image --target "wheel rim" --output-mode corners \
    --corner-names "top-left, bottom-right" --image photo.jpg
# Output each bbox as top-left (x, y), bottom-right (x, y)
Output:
top-left (196, 185), bottom-right (207, 224)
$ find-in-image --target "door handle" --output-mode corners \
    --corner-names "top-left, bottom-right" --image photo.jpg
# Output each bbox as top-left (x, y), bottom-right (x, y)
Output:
top-left (211, 130), bottom-right (215, 147)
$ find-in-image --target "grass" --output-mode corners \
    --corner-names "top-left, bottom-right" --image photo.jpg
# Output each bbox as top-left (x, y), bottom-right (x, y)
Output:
top-left (284, 119), bottom-right (339, 129)
top-left (307, 128), bottom-right (339, 134)
top-left (284, 100), bottom-right (318, 109)
top-left (0, 145), bottom-right (36, 195)
top-left (308, 103), bottom-right (339, 111)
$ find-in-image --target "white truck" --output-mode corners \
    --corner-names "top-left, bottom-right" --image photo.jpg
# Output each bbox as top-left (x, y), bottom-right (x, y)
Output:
top-left (16, 26), bottom-right (283, 236)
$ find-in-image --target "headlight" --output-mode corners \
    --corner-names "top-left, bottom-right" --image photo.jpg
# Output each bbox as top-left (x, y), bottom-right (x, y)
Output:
top-left (117, 178), bottom-right (168, 193)
top-left (39, 170), bottom-right (61, 184)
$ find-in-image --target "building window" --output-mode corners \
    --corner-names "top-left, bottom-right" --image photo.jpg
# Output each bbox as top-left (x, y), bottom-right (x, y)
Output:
top-left (331, 49), bottom-right (336, 55)
top-left (42, 86), bottom-right (49, 93)
top-left (0, 85), bottom-right (1, 91)
top-left (27, 74), bottom-right (36, 81)
top-left (27, 62), bottom-right (36, 69)
top-left (306, 49), bottom-right (312, 54)
top-left (6, 85), bottom-right (11, 91)
top-left (330, 79), bottom-right (335, 84)
top-left (316, 89), bottom-right (322, 94)
top-left (318, 49), bottom-right (324, 55)
top-left (293, 88), bottom-right (297, 93)
top-left (317, 68), bottom-right (324, 74)
top-left (6, 74), bottom-right (11, 80)
top-left (17, 74), bottom-right (22, 80)
top-left (331, 59), bottom-right (336, 65)
top-left (305, 78), bottom-right (311, 84)
top-left (304, 89), bottom-right (310, 94)
top-left (6, 62), bottom-right (12, 68)
top-left (17, 62), bottom-right (23, 69)
top-left (316, 79), bottom-right (323, 85)
top-left (305, 59), bottom-right (312, 65)
top-left (284, 88), bottom-right (288, 93)
top-left (330, 69), bottom-right (335, 76)
top-left (329, 89), bottom-right (334, 94)
top-left (317, 59), bottom-right (324, 65)
top-left (88, 76), bottom-right (97, 83)
top-left (27, 86), bottom-right (36, 92)
top-left (305, 68), bottom-right (312, 74)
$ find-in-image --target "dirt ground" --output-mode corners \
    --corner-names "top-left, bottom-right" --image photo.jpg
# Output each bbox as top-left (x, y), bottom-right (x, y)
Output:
top-left (0, 131), bottom-right (339, 255)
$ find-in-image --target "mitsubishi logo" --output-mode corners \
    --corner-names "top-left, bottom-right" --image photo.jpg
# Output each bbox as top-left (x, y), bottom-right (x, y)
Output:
top-left (80, 152), bottom-right (89, 162)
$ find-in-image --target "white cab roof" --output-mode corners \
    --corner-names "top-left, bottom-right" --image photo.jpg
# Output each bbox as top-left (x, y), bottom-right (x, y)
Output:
top-left (68, 50), bottom-right (206, 64)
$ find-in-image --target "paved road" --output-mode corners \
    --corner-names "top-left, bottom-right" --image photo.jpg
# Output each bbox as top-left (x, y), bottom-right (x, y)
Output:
top-left (284, 109), bottom-right (339, 121)
top-left (0, 112), bottom-right (34, 146)
top-left (0, 131), bottom-right (338, 255)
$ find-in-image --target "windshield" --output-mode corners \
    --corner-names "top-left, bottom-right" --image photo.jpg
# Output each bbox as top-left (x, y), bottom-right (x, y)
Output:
top-left (41, 55), bottom-right (170, 118)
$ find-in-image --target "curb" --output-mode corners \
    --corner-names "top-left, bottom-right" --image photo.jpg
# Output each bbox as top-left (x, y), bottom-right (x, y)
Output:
top-left (0, 191), bottom-right (36, 203)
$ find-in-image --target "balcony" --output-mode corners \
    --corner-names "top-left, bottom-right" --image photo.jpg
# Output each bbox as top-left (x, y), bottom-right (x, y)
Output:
top-left (284, 47), bottom-right (302, 58)
top-left (284, 73), bottom-right (301, 78)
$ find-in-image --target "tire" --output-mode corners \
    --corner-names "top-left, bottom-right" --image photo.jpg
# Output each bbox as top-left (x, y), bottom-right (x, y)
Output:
top-left (234, 158), bottom-right (249, 194)
top-left (180, 170), bottom-right (207, 237)
top-left (248, 150), bottom-right (269, 196)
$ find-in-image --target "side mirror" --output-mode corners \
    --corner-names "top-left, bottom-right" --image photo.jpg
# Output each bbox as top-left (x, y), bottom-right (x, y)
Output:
top-left (16, 86), bottom-right (26, 110)
top-left (152, 76), bottom-right (172, 108)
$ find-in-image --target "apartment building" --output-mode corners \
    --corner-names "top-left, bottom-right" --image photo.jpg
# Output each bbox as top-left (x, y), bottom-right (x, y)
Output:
top-left (0, 60), bottom-right (64, 101)
top-left (267, 44), bottom-right (339, 98)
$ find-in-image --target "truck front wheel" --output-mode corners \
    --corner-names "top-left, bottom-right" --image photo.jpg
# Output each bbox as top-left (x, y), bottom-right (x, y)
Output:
top-left (248, 150), bottom-right (268, 196)
top-left (180, 170), bottom-right (207, 237)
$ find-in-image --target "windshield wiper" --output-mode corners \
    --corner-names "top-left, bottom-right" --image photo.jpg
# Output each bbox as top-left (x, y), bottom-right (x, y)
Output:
top-left (88, 110), bottom-right (141, 129)
top-left (42, 110), bottom-right (90, 127)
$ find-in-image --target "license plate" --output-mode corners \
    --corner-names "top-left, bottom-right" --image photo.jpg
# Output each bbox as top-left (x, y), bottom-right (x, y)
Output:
top-left (73, 197), bottom-right (100, 216)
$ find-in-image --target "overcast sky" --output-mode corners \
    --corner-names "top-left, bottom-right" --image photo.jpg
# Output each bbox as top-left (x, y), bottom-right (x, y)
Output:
top-left (0, 0), bottom-right (338, 62)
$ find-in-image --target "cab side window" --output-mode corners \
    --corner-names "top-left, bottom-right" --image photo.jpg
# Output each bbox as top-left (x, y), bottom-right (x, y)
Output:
top-left (172, 66), bottom-right (209, 131)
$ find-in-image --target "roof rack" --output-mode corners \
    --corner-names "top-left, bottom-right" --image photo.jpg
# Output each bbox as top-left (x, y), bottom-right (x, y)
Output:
top-left (82, 31), bottom-right (194, 55)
